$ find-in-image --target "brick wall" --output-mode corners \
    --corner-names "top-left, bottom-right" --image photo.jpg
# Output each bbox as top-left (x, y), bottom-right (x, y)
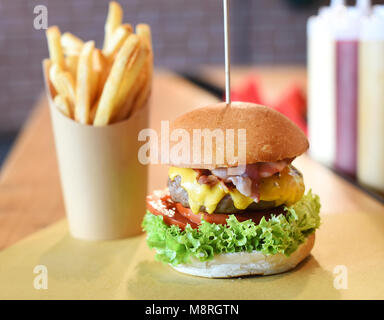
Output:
top-left (0, 0), bottom-right (330, 132)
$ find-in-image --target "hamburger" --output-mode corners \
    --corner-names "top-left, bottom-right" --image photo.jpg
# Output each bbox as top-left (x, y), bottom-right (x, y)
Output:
top-left (143, 102), bottom-right (320, 278)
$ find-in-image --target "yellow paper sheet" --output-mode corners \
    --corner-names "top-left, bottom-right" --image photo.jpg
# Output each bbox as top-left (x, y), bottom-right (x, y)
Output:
top-left (0, 210), bottom-right (384, 299)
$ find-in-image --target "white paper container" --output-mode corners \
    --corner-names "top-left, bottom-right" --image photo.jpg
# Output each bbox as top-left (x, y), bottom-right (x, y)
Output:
top-left (43, 60), bottom-right (149, 240)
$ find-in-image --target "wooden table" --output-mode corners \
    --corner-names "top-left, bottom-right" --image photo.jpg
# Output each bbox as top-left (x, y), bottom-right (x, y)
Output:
top-left (0, 68), bottom-right (383, 251)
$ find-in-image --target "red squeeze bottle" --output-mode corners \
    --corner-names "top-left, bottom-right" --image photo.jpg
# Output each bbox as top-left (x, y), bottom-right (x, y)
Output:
top-left (334, 8), bottom-right (363, 177)
top-left (335, 39), bottom-right (359, 176)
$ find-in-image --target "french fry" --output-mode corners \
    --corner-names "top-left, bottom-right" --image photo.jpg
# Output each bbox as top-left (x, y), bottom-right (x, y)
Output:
top-left (113, 70), bottom-right (145, 122)
top-left (127, 24), bottom-right (153, 117)
top-left (136, 24), bottom-right (153, 73)
top-left (89, 97), bottom-right (100, 124)
top-left (75, 41), bottom-right (95, 124)
top-left (102, 24), bottom-right (132, 60)
top-left (46, 26), bottom-right (65, 69)
top-left (113, 70), bottom-right (143, 122)
top-left (90, 49), bottom-right (105, 105)
top-left (49, 64), bottom-right (76, 105)
top-left (98, 65), bottom-right (110, 101)
top-left (53, 94), bottom-right (72, 118)
top-left (61, 32), bottom-right (84, 56)
top-left (113, 47), bottom-right (149, 121)
top-left (130, 70), bottom-right (151, 117)
top-left (43, 59), bottom-right (57, 98)
top-left (45, 2), bottom-right (153, 126)
top-left (135, 24), bottom-right (153, 100)
top-left (94, 35), bottom-right (139, 126)
top-left (103, 1), bottom-right (123, 51)
top-left (65, 55), bottom-right (79, 80)
top-left (136, 24), bottom-right (152, 53)
top-left (136, 24), bottom-right (153, 67)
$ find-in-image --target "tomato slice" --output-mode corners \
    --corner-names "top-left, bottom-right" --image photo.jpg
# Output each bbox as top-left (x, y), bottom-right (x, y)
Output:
top-left (146, 191), bottom-right (198, 230)
top-left (175, 202), bottom-right (284, 225)
top-left (146, 189), bottom-right (285, 230)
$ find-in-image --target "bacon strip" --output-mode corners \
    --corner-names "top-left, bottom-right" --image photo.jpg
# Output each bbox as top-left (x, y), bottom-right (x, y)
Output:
top-left (256, 160), bottom-right (291, 178)
top-left (200, 159), bottom-right (293, 202)
top-left (197, 174), bottom-right (219, 186)
top-left (194, 169), bottom-right (211, 180)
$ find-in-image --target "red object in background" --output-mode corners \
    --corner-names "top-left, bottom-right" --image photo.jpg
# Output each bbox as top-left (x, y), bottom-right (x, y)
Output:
top-left (274, 85), bottom-right (308, 135)
top-left (230, 76), bottom-right (264, 105)
top-left (230, 76), bottom-right (308, 135)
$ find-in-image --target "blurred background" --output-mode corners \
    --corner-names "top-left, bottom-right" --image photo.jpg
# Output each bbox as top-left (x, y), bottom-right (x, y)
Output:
top-left (1, 0), bottom-right (325, 143)
top-left (0, 0), bottom-right (383, 196)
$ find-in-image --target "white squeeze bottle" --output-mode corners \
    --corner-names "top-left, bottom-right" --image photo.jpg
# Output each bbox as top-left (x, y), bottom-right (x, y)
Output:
top-left (373, 4), bottom-right (384, 17)
top-left (358, 11), bottom-right (384, 192)
top-left (356, 0), bottom-right (371, 16)
top-left (307, 0), bottom-right (345, 167)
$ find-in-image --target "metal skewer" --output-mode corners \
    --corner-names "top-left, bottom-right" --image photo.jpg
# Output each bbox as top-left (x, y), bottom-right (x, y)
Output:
top-left (223, 0), bottom-right (231, 105)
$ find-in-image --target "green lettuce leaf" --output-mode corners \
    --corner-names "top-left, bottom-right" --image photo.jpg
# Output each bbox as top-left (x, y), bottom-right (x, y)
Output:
top-left (142, 191), bottom-right (321, 265)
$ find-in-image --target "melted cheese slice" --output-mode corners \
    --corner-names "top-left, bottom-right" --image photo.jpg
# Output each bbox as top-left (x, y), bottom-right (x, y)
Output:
top-left (258, 166), bottom-right (305, 206)
top-left (168, 166), bottom-right (304, 214)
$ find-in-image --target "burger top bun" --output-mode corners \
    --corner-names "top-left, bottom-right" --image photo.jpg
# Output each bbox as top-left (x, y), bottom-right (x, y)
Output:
top-left (171, 233), bottom-right (315, 278)
top-left (168, 102), bottom-right (309, 169)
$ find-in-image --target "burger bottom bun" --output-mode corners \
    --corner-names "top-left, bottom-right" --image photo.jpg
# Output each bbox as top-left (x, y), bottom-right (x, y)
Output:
top-left (171, 233), bottom-right (315, 278)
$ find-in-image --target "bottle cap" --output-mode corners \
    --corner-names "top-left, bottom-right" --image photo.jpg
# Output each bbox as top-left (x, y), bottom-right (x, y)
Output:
top-left (360, 11), bottom-right (384, 40)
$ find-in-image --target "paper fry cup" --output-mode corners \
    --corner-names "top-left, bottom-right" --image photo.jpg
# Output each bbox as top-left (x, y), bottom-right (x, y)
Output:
top-left (43, 60), bottom-right (149, 240)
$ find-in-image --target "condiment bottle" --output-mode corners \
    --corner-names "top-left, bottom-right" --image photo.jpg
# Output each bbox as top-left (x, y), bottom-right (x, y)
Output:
top-left (307, 2), bottom-right (344, 167)
top-left (357, 12), bottom-right (384, 192)
top-left (334, 6), bottom-right (361, 176)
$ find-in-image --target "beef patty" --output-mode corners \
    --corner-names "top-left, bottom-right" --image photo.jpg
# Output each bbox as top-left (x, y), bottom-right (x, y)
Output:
top-left (168, 175), bottom-right (277, 213)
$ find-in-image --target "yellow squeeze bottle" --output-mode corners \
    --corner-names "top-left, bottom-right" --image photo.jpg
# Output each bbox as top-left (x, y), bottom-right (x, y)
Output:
top-left (358, 13), bottom-right (384, 191)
